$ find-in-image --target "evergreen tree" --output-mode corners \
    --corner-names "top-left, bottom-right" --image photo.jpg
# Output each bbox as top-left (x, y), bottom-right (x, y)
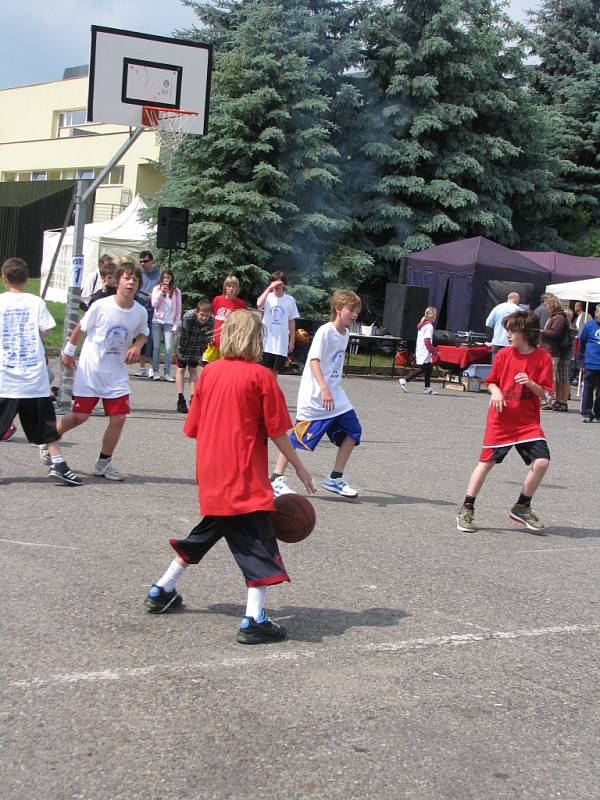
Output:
top-left (530, 0), bottom-right (600, 239)
top-left (359, 0), bottom-right (566, 270)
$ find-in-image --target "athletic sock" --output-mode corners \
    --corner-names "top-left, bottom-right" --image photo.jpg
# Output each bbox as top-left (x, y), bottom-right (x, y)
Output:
top-left (156, 559), bottom-right (186, 593)
top-left (245, 586), bottom-right (267, 621)
top-left (99, 452), bottom-right (111, 461)
top-left (463, 495), bottom-right (476, 509)
top-left (50, 455), bottom-right (65, 465)
top-left (331, 471), bottom-right (343, 480)
top-left (517, 493), bottom-right (532, 507)
top-left (270, 472), bottom-right (283, 482)
top-left (178, 392), bottom-right (185, 400)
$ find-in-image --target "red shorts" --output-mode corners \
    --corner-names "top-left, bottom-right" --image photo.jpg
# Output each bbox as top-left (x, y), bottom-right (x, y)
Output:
top-left (72, 395), bottom-right (130, 416)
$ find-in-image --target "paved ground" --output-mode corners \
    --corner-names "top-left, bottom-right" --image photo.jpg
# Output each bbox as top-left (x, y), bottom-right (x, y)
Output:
top-left (1, 366), bottom-right (599, 800)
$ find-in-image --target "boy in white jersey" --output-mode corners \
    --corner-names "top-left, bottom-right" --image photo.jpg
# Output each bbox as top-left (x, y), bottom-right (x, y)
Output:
top-left (256, 270), bottom-right (299, 376)
top-left (271, 290), bottom-right (362, 498)
top-left (49, 264), bottom-right (148, 481)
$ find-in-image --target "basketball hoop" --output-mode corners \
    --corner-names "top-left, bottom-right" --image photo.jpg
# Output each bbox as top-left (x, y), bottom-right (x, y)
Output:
top-left (142, 105), bottom-right (198, 151)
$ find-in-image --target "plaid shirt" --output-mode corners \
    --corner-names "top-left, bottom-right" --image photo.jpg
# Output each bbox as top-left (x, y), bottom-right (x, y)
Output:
top-left (177, 310), bottom-right (214, 362)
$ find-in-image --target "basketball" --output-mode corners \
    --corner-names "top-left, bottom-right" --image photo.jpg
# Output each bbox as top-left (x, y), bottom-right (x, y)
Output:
top-left (273, 494), bottom-right (316, 543)
top-left (295, 328), bottom-right (310, 345)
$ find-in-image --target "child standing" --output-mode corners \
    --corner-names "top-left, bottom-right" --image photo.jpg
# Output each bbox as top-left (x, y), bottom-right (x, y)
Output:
top-left (144, 310), bottom-right (315, 645)
top-left (211, 275), bottom-right (247, 354)
top-left (175, 300), bottom-right (214, 414)
top-left (456, 310), bottom-right (553, 533)
top-left (150, 270), bottom-right (181, 382)
top-left (0, 258), bottom-right (82, 485)
top-left (87, 260), bottom-right (117, 307)
top-left (270, 290), bottom-right (362, 499)
top-left (399, 307), bottom-right (440, 395)
top-left (256, 270), bottom-right (299, 375)
top-left (52, 263), bottom-right (148, 481)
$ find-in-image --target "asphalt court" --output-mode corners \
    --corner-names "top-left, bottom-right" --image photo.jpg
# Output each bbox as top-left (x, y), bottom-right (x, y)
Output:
top-left (1, 369), bottom-right (599, 799)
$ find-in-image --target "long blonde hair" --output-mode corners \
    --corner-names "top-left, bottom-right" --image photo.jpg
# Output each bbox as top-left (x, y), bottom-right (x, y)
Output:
top-left (220, 310), bottom-right (263, 361)
top-left (421, 306), bottom-right (437, 322)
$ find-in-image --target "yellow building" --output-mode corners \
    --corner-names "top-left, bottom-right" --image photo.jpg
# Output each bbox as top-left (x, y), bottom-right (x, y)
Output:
top-left (0, 68), bottom-right (164, 221)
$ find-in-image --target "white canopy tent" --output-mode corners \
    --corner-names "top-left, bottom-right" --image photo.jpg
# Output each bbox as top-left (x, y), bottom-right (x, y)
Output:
top-left (546, 277), bottom-right (600, 304)
top-left (41, 196), bottom-right (153, 302)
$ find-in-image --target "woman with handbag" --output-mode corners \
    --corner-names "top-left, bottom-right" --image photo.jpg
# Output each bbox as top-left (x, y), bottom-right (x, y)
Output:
top-left (399, 307), bottom-right (440, 395)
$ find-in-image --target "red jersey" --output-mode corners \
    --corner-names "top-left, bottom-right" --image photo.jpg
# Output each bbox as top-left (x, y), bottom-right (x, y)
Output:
top-left (482, 346), bottom-right (554, 447)
top-left (183, 358), bottom-right (292, 515)
top-left (212, 295), bottom-right (247, 346)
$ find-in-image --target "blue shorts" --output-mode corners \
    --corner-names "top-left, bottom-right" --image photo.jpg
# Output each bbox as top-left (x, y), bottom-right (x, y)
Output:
top-left (289, 409), bottom-right (362, 451)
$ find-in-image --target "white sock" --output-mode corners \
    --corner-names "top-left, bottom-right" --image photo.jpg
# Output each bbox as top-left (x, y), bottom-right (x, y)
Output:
top-left (156, 559), bottom-right (186, 592)
top-left (50, 455), bottom-right (65, 465)
top-left (245, 586), bottom-right (267, 620)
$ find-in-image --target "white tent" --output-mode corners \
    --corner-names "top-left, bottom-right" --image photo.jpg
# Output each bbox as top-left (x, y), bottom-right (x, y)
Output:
top-left (546, 277), bottom-right (600, 303)
top-left (41, 196), bottom-right (153, 302)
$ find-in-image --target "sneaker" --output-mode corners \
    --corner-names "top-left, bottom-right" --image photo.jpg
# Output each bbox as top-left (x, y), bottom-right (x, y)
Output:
top-left (163, 375), bottom-right (175, 382)
top-left (177, 396), bottom-right (189, 414)
top-left (272, 475), bottom-right (297, 498)
top-left (509, 504), bottom-right (544, 532)
top-left (93, 457), bottom-right (124, 481)
top-left (582, 416), bottom-right (594, 423)
top-left (322, 476), bottom-right (358, 498)
top-left (48, 461), bottom-right (83, 486)
top-left (39, 443), bottom-right (52, 466)
top-left (423, 387), bottom-right (438, 395)
top-left (147, 368), bottom-right (155, 379)
top-left (1, 424), bottom-right (17, 442)
top-left (456, 504), bottom-right (475, 532)
top-left (153, 374), bottom-right (161, 382)
top-left (133, 367), bottom-right (147, 378)
top-left (398, 378), bottom-right (408, 392)
top-left (144, 583), bottom-right (184, 614)
top-left (236, 611), bottom-right (287, 645)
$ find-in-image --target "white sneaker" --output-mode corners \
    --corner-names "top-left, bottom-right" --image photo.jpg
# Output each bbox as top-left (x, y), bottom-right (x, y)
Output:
top-left (39, 443), bottom-right (51, 465)
top-left (147, 368), bottom-right (155, 379)
top-left (163, 375), bottom-right (175, 382)
top-left (93, 457), bottom-right (124, 481)
top-left (398, 378), bottom-right (408, 392)
top-left (153, 374), bottom-right (161, 382)
top-left (423, 387), bottom-right (438, 395)
top-left (272, 476), bottom-right (297, 498)
top-left (133, 368), bottom-right (146, 378)
top-left (322, 476), bottom-right (358, 498)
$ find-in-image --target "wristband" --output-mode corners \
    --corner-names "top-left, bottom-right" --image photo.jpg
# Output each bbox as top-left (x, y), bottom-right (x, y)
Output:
top-left (63, 341), bottom-right (77, 357)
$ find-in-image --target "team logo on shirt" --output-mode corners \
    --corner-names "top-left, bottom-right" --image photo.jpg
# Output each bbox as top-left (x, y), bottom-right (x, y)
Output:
top-left (271, 306), bottom-right (284, 326)
top-left (104, 324), bottom-right (129, 356)
top-left (330, 349), bottom-right (345, 379)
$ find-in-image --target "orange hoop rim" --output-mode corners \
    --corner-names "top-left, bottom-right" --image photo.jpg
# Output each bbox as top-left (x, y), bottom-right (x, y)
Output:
top-left (142, 105), bottom-right (198, 126)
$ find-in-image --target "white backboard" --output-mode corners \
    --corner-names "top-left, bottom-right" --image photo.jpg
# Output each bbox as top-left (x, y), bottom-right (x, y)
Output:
top-left (88, 26), bottom-right (212, 135)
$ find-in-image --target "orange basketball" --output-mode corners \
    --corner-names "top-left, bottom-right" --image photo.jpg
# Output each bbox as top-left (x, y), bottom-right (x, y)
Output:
top-left (272, 494), bottom-right (316, 543)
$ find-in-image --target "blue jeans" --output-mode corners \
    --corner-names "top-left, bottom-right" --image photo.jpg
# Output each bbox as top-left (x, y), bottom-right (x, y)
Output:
top-left (152, 322), bottom-right (174, 377)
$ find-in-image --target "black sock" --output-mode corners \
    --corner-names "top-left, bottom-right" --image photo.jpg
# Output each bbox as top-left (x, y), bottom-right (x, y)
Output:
top-left (517, 493), bottom-right (531, 507)
top-left (464, 495), bottom-right (476, 509)
top-left (270, 472), bottom-right (283, 482)
top-left (99, 452), bottom-right (111, 461)
top-left (331, 471), bottom-right (343, 480)
top-left (178, 392), bottom-right (185, 400)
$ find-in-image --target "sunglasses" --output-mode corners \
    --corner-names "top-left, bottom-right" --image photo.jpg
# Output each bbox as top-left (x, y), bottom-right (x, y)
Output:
top-left (139, 259), bottom-right (151, 263)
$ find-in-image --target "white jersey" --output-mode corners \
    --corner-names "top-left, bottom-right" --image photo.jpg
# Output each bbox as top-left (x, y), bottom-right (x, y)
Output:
top-left (296, 322), bottom-right (352, 420)
top-left (0, 291), bottom-right (54, 398)
top-left (262, 293), bottom-right (299, 356)
top-left (415, 322), bottom-right (434, 365)
top-left (74, 296), bottom-right (148, 399)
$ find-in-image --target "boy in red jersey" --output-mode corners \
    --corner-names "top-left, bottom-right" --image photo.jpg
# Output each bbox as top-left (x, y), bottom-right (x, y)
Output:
top-left (144, 310), bottom-right (315, 645)
top-left (456, 311), bottom-right (553, 533)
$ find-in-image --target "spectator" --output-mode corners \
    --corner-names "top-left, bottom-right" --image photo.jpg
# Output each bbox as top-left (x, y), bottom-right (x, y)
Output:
top-left (134, 251), bottom-right (161, 378)
top-left (398, 307), bottom-right (440, 395)
top-left (485, 292), bottom-right (521, 361)
top-left (175, 300), bottom-right (214, 414)
top-left (578, 303), bottom-right (600, 422)
top-left (81, 253), bottom-right (113, 310)
top-left (539, 294), bottom-right (569, 411)
top-left (212, 276), bottom-right (247, 352)
top-left (151, 270), bottom-right (182, 382)
top-left (533, 293), bottom-right (551, 330)
top-left (256, 270), bottom-right (300, 377)
top-left (87, 260), bottom-right (116, 306)
top-left (574, 301), bottom-right (592, 335)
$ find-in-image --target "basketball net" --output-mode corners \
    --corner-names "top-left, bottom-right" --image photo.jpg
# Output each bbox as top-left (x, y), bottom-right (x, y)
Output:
top-left (142, 106), bottom-right (198, 151)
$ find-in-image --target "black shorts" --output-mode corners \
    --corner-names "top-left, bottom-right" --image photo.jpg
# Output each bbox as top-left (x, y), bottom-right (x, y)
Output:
top-left (261, 352), bottom-right (288, 372)
top-left (169, 511), bottom-right (290, 588)
top-left (0, 397), bottom-right (60, 445)
top-left (176, 356), bottom-right (199, 369)
top-left (480, 439), bottom-right (550, 466)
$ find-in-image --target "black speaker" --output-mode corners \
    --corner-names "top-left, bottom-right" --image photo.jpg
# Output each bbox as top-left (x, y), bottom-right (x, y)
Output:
top-left (156, 207), bottom-right (189, 250)
top-left (433, 329), bottom-right (457, 346)
top-left (382, 283), bottom-right (429, 338)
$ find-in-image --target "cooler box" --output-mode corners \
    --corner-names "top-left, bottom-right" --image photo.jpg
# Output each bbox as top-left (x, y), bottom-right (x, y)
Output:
top-left (461, 376), bottom-right (482, 392)
top-left (463, 363), bottom-right (492, 380)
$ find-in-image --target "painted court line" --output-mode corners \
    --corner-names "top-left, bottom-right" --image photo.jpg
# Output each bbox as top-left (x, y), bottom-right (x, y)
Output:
top-left (512, 546), bottom-right (600, 555)
top-left (11, 623), bottom-right (599, 690)
top-left (0, 538), bottom-right (78, 550)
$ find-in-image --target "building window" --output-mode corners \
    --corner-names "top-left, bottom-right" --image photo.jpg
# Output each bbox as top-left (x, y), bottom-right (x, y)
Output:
top-left (100, 166), bottom-right (125, 186)
top-left (76, 168), bottom-right (95, 180)
top-left (32, 171), bottom-right (48, 181)
top-left (55, 108), bottom-right (88, 137)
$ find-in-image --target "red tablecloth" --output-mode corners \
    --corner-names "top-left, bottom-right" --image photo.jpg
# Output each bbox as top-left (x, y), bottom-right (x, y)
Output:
top-left (437, 345), bottom-right (492, 369)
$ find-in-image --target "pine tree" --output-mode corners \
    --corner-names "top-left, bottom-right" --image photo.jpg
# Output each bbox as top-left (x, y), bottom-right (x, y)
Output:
top-left (530, 0), bottom-right (600, 241)
top-left (359, 0), bottom-right (565, 270)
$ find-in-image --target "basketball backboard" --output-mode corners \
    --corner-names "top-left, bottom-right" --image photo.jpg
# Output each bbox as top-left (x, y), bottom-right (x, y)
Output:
top-left (87, 26), bottom-right (211, 136)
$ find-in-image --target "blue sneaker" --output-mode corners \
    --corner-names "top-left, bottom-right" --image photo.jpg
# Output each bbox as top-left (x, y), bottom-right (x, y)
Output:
top-left (144, 583), bottom-right (184, 614)
top-left (322, 476), bottom-right (358, 498)
top-left (236, 610), bottom-right (287, 645)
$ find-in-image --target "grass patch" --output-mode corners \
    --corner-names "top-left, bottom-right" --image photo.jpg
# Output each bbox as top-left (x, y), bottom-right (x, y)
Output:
top-left (0, 277), bottom-right (67, 350)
